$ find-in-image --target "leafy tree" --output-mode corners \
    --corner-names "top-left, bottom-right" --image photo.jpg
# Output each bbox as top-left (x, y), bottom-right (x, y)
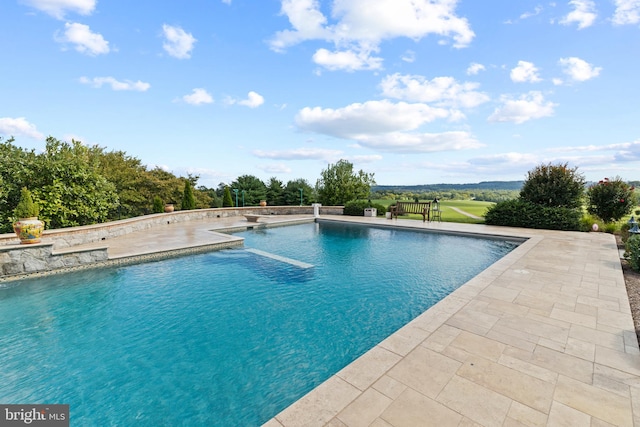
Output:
top-left (89, 147), bottom-right (151, 220)
top-left (266, 177), bottom-right (285, 206)
top-left (146, 167), bottom-right (184, 209)
top-left (520, 162), bottom-right (585, 209)
top-left (230, 175), bottom-right (267, 206)
top-left (196, 186), bottom-right (218, 208)
top-left (31, 137), bottom-right (119, 229)
top-left (0, 137), bottom-right (39, 232)
top-left (181, 180), bottom-right (196, 210)
top-left (586, 177), bottom-right (637, 223)
top-left (316, 159), bottom-right (375, 206)
top-left (222, 186), bottom-right (234, 207)
top-left (284, 179), bottom-right (314, 206)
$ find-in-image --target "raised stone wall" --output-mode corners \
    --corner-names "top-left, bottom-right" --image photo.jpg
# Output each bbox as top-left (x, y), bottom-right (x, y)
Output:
top-left (0, 243), bottom-right (108, 278)
top-left (0, 206), bottom-right (343, 280)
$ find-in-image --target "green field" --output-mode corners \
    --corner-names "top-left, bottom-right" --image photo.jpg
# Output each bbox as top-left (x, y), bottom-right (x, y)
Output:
top-left (371, 199), bottom-right (495, 224)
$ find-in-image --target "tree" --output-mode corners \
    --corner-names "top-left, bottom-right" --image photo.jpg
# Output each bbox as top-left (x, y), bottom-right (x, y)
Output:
top-left (587, 177), bottom-right (637, 223)
top-left (89, 147), bottom-right (148, 219)
top-left (316, 159), bottom-right (375, 206)
top-left (222, 186), bottom-right (234, 207)
top-left (284, 179), bottom-right (314, 206)
top-left (519, 162), bottom-right (585, 209)
top-left (181, 180), bottom-right (196, 210)
top-left (230, 175), bottom-right (267, 206)
top-left (29, 137), bottom-right (119, 229)
top-left (266, 177), bottom-right (285, 206)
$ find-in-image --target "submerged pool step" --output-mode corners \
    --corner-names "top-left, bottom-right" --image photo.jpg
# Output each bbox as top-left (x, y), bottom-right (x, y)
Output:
top-left (245, 248), bottom-right (314, 269)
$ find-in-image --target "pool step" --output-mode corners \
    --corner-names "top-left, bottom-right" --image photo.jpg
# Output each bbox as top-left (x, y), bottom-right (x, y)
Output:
top-left (245, 248), bottom-right (314, 269)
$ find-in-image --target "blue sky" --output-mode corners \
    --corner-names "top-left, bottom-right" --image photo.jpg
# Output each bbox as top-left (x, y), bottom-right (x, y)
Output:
top-left (1, 0), bottom-right (639, 188)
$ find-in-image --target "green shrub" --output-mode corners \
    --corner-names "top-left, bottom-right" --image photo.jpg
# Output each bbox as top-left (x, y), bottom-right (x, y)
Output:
top-left (344, 200), bottom-right (370, 216)
top-left (579, 214), bottom-right (603, 232)
top-left (182, 181), bottom-right (196, 210)
top-left (627, 234), bottom-right (640, 272)
top-left (152, 196), bottom-right (164, 213)
top-left (621, 222), bottom-right (631, 243)
top-left (485, 199), bottom-right (581, 230)
top-left (520, 163), bottom-right (585, 209)
top-left (14, 187), bottom-right (40, 219)
top-left (371, 203), bottom-right (386, 216)
top-left (603, 222), bottom-right (618, 234)
top-left (586, 177), bottom-right (637, 223)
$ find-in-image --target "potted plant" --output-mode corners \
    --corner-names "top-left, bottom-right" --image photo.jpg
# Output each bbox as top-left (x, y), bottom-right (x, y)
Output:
top-left (12, 187), bottom-right (45, 244)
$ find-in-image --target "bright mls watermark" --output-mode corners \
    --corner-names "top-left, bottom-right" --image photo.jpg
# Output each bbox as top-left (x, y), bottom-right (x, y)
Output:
top-left (0, 405), bottom-right (68, 426)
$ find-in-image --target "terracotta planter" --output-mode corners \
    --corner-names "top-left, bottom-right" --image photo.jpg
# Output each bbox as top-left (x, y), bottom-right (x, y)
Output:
top-left (13, 217), bottom-right (45, 244)
top-left (164, 204), bottom-right (175, 213)
top-left (259, 200), bottom-right (267, 207)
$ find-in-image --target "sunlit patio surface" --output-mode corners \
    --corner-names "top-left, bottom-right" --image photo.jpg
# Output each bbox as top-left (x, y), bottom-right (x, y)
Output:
top-left (43, 215), bottom-right (640, 426)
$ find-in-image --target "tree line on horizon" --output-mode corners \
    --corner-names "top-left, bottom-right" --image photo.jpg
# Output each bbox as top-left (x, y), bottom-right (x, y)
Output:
top-left (0, 137), bottom-right (375, 233)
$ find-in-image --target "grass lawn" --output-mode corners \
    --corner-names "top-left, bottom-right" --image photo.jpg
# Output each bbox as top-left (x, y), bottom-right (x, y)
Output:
top-left (371, 199), bottom-right (494, 224)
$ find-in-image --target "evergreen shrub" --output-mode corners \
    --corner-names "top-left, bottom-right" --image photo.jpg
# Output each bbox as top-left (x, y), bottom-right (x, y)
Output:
top-left (152, 196), bottom-right (164, 213)
top-left (485, 199), bottom-right (581, 230)
top-left (14, 187), bottom-right (40, 219)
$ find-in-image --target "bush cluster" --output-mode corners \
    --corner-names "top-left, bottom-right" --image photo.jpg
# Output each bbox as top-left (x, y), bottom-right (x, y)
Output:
top-left (627, 234), bottom-right (640, 272)
top-left (343, 200), bottom-right (386, 216)
top-left (484, 199), bottom-right (581, 230)
top-left (484, 163), bottom-right (584, 231)
top-left (586, 177), bottom-right (637, 223)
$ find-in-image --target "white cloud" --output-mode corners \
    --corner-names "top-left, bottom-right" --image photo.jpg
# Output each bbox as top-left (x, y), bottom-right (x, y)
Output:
top-left (238, 91), bottom-right (265, 108)
top-left (79, 76), bottom-right (150, 91)
top-left (380, 74), bottom-right (490, 109)
top-left (162, 24), bottom-right (196, 59)
top-left (349, 154), bottom-right (383, 163)
top-left (295, 100), bottom-right (451, 138)
top-left (312, 48), bottom-right (383, 72)
top-left (269, 0), bottom-right (474, 71)
top-left (0, 117), bottom-right (44, 139)
top-left (355, 131), bottom-right (483, 153)
top-left (182, 88), bottom-right (213, 105)
top-left (560, 0), bottom-right (597, 29)
top-left (488, 91), bottom-right (557, 124)
top-left (401, 50), bottom-right (415, 63)
top-left (558, 57), bottom-right (601, 82)
top-left (221, 0), bottom-right (232, 4)
top-left (56, 22), bottom-right (110, 55)
top-left (225, 91), bottom-right (265, 108)
top-left (257, 164), bottom-right (293, 174)
top-left (22, 0), bottom-right (96, 19)
top-left (612, 0), bottom-right (640, 25)
top-left (253, 147), bottom-right (343, 161)
top-left (466, 63), bottom-right (486, 75)
top-left (520, 6), bottom-right (544, 19)
top-left (510, 61), bottom-right (542, 83)
top-left (468, 152), bottom-right (540, 168)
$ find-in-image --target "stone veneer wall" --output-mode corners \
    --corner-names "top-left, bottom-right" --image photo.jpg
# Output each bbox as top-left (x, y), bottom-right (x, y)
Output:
top-left (0, 206), bottom-right (343, 280)
top-left (0, 243), bottom-right (108, 277)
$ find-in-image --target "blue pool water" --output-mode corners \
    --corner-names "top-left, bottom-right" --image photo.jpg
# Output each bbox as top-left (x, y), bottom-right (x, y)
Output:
top-left (0, 222), bottom-right (518, 426)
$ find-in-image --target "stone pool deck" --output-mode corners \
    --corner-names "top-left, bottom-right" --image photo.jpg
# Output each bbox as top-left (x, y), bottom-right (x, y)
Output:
top-left (6, 214), bottom-right (640, 425)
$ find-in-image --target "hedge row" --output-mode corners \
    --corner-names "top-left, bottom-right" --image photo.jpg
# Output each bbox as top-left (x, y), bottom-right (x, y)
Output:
top-left (484, 199), bottom-right (581, 231)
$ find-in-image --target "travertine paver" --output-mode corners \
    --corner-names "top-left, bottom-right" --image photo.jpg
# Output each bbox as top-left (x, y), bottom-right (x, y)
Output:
top-left (263, 217), bottom-right (640, 426)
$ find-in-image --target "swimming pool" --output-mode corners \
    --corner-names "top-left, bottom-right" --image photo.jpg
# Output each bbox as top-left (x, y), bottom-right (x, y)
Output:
top-left (0, 221), bottom-right (519, 425)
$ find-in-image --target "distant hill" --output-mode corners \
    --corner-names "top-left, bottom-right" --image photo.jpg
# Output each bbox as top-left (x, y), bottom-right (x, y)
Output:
top-left (372, 181), bottom-right (524, 192)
